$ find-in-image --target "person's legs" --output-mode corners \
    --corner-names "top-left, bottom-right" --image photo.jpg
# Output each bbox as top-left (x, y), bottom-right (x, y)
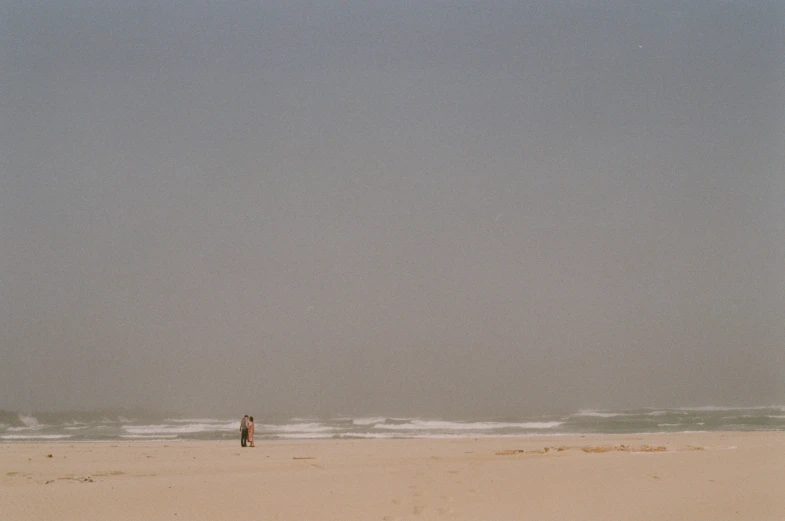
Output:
top-left (241, 428), bottom-right (248, 447)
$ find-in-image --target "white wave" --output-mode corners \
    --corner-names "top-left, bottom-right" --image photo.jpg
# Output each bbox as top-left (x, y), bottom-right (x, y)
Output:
top-left (646, 411), bottom-right (668, 416)
top-left (373, 420), bottom-right (561, 431)
top-left (120, 434), bottom-right (178, 439)
top-left (123, 422), bottom-right (237, 435)
top-left (338, 432), bottom-right (399, 439)
top-left (276, 432), bottom-right (335, 439)
top-left (18, 414), bottom-right (41, 429)
top-left (64, 426), bottom-right (89, 431)
top-left (8, 426), bottom-right (35, 432)
top-left (574, 410), bottom-right (626, 418)
top-left (353, 417), bottom-right (387, 426)
top-left (675, 405), bottom-right (773, 412)
top-left (768, 415), bottom-right (785, 419)
top-left (263, 423), bottom-right (336, 433)
top-left (166, 418), bottom-right (227, 424)
top-left (345, 432), bottom-right (565, 440)
top-left (2, 434), bottom-right (72, 440)
top-left (657, 423), bottom-right (681, 427)
top-left (95, 416), bottom-right (135, 424)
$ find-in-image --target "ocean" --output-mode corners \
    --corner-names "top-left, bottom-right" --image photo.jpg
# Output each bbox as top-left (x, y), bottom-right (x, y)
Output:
top-left (2, 406), bottom-right (784, 442)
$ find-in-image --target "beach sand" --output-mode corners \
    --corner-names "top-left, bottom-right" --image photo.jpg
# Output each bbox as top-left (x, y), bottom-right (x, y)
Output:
top-left (2, 432), bottom-right (783, 521)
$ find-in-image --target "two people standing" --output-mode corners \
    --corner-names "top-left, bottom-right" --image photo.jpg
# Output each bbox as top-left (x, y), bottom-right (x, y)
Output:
top-left (240, 414), bottom-right (255, 447)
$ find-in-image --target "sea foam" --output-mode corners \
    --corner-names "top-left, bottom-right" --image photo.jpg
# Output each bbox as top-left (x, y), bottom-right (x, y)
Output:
top-left (372, 420), bottom-right (562, 430)
top-left (262, 422), bottom-right (336, 433)
top-left (2, 434), bottom-right (72, 440)
top-left (353, 417), bottom-right (388, 426)
top-left (124, 421), bottom-right (237, 435)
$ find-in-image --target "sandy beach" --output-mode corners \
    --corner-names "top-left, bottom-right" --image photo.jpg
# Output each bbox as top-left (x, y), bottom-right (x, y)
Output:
top-left (2, 432), bottom-right (783, 521)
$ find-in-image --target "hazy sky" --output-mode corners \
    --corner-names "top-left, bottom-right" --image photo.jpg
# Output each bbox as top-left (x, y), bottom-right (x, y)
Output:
top-left (2, 0), bottom-right (784, 417)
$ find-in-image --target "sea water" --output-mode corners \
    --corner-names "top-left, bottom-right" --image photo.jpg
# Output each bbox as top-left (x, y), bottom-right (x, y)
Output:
top-left (2, 406), bottom-right (784, 442)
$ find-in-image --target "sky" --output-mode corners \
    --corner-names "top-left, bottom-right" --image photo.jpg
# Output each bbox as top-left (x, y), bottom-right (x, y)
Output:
top-left (2, 0), bottom-right (784, 417)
